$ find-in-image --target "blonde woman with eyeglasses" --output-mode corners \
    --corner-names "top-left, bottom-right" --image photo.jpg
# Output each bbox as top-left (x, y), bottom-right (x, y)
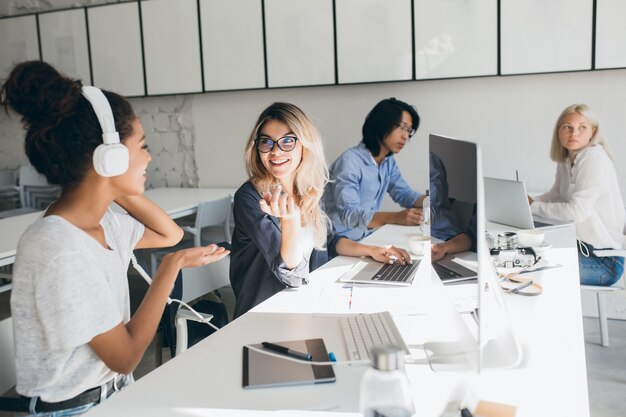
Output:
top-left (529, 104), bottom-right (625, 286)
top-left (229, 102), bottom-right (411, 317)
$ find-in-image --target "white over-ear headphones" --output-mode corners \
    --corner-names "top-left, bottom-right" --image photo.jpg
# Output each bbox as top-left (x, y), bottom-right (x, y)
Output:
top-left (81, 86), bottom-right (129, 177)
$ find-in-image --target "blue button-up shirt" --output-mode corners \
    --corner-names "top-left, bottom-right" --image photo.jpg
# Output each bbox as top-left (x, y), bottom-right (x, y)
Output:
top-left (324, 143), bottom-right (421, 241)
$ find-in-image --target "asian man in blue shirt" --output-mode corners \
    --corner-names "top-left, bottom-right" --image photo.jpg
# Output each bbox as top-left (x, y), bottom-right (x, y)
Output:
top-left (324, 98), bottom-right (425, 241)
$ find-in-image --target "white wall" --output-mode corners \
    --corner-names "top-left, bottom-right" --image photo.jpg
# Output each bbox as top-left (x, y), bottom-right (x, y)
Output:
top-left (189, 69), bottom-right (626, 208)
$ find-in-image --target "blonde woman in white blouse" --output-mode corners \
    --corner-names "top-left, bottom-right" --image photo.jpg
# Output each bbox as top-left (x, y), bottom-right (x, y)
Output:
top-left (529, 104), bottom-right (625, 286)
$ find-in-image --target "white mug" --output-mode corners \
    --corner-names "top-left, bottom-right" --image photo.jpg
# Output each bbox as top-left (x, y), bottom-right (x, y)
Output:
top-left (407, 235), bottom-right (430, 256)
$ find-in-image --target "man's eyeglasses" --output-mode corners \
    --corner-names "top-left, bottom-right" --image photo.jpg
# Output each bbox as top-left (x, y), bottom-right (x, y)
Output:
top-left (254, 136), bottom-right (299, 153)
top-left (395, 123), bottom-right (416, 138)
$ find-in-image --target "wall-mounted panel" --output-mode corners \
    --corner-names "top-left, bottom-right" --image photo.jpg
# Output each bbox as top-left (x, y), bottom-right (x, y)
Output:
top-left (501, 0), bottom-right (592, 75)
top-left (265, 0), bottom-right (334, 87)
top-left (88, 3), bottom-right (145, 96)
top-left (39, 9), bottom-right (91, 83)
top-left (595, 0), bottom-right (626, 69)
top-left (200, 0), bottom-right (265, 91)
top-left (336, 0), bottom-right (412, 84)
top-left (141, 0), bottom-right (202, 95)
top-left (0, 15), bottom-right (40, 79)
top-left (414, 0), bottom-right (497, 79)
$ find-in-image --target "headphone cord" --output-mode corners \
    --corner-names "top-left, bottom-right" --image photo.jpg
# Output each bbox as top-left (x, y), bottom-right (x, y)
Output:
top-left (130, 253), bottom-right (221, 332)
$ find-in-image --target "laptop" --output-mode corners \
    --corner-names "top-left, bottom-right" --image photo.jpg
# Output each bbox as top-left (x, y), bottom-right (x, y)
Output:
top-left (433, 256), bottom-right (478, 284)
top-left (484, 177), bottom-right (567, 229)
top-left (338, 257), bottom-right (420, 286)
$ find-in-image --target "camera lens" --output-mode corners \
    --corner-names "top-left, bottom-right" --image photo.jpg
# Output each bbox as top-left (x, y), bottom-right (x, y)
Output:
top-left (497, 232), bottom-right (519, 250)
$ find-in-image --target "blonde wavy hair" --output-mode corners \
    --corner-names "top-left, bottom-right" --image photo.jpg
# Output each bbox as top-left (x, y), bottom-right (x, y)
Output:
top-left (244, 102), bottom-right (331, 249)
top-left (550, 103), bottom-right (612, 162)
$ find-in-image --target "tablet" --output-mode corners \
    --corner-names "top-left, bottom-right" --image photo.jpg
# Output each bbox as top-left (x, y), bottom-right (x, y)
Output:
top-left (242, 338), bottom-right (335, 389)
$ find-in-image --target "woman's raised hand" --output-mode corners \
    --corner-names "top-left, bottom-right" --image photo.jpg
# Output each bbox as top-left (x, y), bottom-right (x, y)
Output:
top-left (168, 244), bottom-right (230, 269)
top-left (259, 183), bottom-right (300, 219)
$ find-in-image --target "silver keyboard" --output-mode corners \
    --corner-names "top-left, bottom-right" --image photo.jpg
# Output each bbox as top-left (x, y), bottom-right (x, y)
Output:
top-left (339, 311), bottom-right (409, 361)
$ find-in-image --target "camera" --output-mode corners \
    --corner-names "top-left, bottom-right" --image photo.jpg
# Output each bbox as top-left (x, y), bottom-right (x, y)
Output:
top-left (490, 247), bottom-right (538, 268)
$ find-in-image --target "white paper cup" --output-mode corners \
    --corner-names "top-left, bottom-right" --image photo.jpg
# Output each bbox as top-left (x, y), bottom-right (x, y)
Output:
top-left (408, 235), bottom-right (430, 256)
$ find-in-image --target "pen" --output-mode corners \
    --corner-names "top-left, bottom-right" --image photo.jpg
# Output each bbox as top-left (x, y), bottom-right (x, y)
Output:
top-left (261, 342), bottom-right (312, 361)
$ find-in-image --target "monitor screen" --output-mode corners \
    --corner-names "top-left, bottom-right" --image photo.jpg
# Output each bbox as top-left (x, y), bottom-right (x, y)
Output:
top-left (427, 133), bottom-right (523, 372)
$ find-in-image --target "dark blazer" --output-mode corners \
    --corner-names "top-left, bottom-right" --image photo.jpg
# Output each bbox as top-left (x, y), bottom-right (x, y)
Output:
top-left (230, 181), bottom-right (341, 318)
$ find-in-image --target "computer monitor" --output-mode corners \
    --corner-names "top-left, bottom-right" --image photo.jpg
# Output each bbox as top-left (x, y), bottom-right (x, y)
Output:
top-left (425, 133), bottom-right (523, 373)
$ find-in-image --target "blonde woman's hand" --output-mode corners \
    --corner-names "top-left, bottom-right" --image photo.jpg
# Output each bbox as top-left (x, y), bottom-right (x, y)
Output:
top-left (165, 244), bottom-right (230, 269)
top-left (368, 245), bottom-right (413, 265)
top-left (259, 184), bottom-right (300, 219)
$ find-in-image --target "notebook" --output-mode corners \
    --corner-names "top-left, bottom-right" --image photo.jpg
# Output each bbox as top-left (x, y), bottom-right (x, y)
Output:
top-left (338, 258), bottom-right (420, 286)
top-left (484, 177), bottom-right (567, 229)
top-left (242, 338), bottom-right (335, 389)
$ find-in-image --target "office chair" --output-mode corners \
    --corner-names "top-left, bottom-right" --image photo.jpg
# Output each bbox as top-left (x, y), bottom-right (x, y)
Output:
top-left (21, 185), bottom-right (61, 211)
top-left (150, 196), bottom-right (232, 275)
top-left (151, 196), bottom-right (232, 363)
top-left (581, 248), bottom-right (626, 347)
top-left (0, 187), bottom-right (20, 214)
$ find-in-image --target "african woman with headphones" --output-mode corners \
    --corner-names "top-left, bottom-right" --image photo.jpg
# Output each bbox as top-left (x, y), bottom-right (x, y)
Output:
top-left (1, 61), bottom-right (229, 416)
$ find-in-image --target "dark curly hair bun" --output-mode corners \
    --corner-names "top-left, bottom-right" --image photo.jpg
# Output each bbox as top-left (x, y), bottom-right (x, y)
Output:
top-left (1, 60), bottom-right (135, 189)
top-left (2, 60), bottom-right (82, 129)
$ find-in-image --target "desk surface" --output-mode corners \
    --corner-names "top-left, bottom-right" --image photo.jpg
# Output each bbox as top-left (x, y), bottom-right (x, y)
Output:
top-left (85, 224), bottom-right (589, 417)
top-left (0, 186), bottom-right (236, 268)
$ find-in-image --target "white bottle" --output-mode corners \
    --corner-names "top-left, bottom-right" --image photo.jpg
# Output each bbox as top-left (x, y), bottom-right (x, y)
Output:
top-left (359, 345), bottom-right (415, 417)
top-left (421, 189), bottom-right (430, 237)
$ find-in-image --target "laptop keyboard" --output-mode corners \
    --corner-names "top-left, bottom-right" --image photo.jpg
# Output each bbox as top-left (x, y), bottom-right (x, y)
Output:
top-left (432, 262), bottom-right (462, 279)
top-left (339, 312), bottom-right (405, 361)
top-left (372, 262), bottom-right (419, 283)
top-left (533, 220), bottom-right (552, 228)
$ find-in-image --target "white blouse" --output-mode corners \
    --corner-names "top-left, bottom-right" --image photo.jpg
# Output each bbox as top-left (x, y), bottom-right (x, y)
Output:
top-left (531, 145), bottom-right (626, 250)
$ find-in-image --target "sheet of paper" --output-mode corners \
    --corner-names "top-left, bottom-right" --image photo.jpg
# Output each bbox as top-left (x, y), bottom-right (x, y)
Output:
top-left (444, 282), bottom-right (478, 313)
top-left (348, 285), bottom-right (433, 315)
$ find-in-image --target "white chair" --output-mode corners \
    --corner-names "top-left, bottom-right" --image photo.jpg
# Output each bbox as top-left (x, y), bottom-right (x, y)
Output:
top-left (173, 261), bottom-right (231, 356)
top-left (150, 196), bottom-right (232, 275)
top-left (152, 196), bottom-right (232, 361)
top-left (581, 248), bottom-right (626, 347)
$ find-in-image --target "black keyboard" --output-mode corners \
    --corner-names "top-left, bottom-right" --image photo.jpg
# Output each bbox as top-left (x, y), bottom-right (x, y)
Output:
top-left (372, 262), bottom-right (419, 282)
top-left (432, 262), bottom-right (462, 279)
top-left (533, 220), bottom-right (552, 228)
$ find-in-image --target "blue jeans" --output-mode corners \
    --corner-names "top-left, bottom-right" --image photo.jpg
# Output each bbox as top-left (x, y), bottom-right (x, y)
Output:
top-left (578, 241), bottom-right (624, 287)
top-left (22, 374), bottom-right (133, 417)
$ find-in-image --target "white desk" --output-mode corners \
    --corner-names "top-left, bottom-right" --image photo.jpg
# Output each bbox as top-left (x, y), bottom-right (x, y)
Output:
top-left (85, 224), bottom-right (589, 417)
top-left (143, 187), bottom-right (235, 219)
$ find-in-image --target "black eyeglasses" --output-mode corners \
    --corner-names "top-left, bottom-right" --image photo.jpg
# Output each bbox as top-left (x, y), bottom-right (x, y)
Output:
top-left (395, 123), bottom-right (416, 138)
top-left (254, 136), bottom-right (299, 153)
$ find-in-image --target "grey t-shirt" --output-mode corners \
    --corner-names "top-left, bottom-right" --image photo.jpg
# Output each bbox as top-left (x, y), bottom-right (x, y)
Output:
top-left (11, 210), bottom-right (144, 402)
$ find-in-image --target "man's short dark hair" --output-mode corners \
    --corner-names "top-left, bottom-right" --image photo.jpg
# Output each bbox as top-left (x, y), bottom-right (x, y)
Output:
top-left (362, 98), bottom-right (420, 157)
